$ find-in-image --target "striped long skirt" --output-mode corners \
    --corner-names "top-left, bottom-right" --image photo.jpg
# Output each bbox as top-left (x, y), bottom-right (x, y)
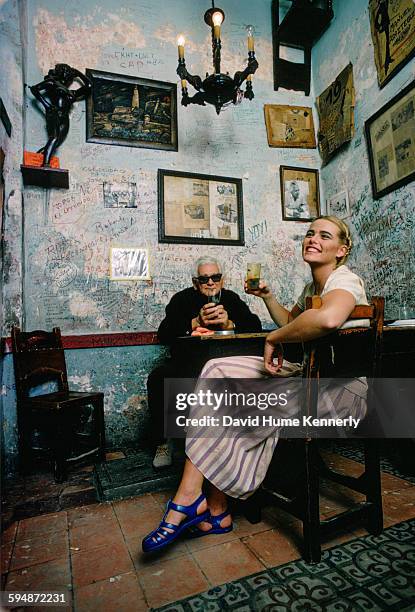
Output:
top-left (185, 356), bottom-right (367, 499)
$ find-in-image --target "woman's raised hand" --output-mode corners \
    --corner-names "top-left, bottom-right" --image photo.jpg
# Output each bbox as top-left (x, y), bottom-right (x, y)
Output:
top-left (244, 279), bottom-right (271, 298)
top-left (263, 331), bottom-right (283, 375)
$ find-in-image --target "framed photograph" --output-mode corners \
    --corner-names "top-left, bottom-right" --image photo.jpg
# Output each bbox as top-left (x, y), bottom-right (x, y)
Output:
top-left (316, 64), bottom-right (355, 165)
top-left (327, 190), bottom-right (350, 219)
top-left (110, 247), bottom-right (150, 281)
top-left (264, 104), bottom-right (316, 148)
top-left (280, 166), bottom-right (320, 221)
top-left (0, 98), bottom-right (11, 137)
top-left (86, 69), bottom-right (177, 151)
top-left (158, 169), bottom-right (244, 246)
top-left (365, 81), bottom-right (415, 199)
top-left (369, 0), bottom-right (415, 89)
top-left (103, 182), bottom-right (137, 208)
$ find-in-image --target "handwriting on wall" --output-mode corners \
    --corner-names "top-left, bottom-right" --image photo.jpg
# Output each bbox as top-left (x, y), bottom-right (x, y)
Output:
top-left (23, 0), bottom-right (414, 333)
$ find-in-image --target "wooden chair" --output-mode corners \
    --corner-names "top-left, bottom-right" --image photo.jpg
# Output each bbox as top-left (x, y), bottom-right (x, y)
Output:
top-left (246, 296), bottom-right (385, 563)
top-left (11, 326), bottom-right (106, 482)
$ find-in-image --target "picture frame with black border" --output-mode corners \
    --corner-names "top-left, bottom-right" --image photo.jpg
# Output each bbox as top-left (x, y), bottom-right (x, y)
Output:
top-left (158, 169), bottom-right (244, 246)
top-left (86, 69), bottom-right (177, 151)
top-left (365, 80), bottom-right (415, 199)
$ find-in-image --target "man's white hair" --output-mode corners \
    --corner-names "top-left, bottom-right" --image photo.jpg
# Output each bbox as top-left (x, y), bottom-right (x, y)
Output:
top-left (193, 256), bottom-right (223, 277)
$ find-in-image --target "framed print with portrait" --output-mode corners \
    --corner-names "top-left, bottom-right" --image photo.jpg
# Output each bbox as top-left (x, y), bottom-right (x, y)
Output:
top-left (86, 69), bottom-right (177, 151)
top-left (110, 247), bottom-right (150, 281)
top-left (158, 169), bottom-right (244, 246)
top-left (365, 81), bottom-right (415, 199)
top-left (280, 166), bottom-right (320, 221)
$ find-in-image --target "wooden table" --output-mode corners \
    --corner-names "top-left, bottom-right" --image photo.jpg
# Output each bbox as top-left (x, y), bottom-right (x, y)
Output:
top-left (173, 325), bottom-right (415, 377)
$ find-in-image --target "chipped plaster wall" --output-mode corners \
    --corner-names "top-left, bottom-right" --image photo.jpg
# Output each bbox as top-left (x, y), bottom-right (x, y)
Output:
top-left (2, 0), bottom-right (322, 474)
top-left (312, 0), bottom-right (415, 317)
top-left (1, 0), bottom-right (25, 477)
top-left (22, 0), bottom-right (319, 334)
top-left (2, 0), bottom-right (414, 474)
top-left (0, 0), bottom-right (24, 333)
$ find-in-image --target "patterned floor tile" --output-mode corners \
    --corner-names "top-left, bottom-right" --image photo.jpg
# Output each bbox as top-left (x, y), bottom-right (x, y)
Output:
top-left (153, 519), bottom-right (415, 611)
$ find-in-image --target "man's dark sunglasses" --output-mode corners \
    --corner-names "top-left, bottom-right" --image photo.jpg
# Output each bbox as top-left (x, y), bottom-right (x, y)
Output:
top-left (194, 273), bottom-right (223, 284)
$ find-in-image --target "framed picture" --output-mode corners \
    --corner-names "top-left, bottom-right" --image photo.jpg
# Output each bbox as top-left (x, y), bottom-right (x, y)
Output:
top-left (326, 190), bottom-right (350, 219)
top-left (264, 104), bottom-right (316, 148)
top-left (365, 81), bottom-right (415, 200)
top-left (110, 247), bottom-right (150, 281)
top-left (103, 182), bottom-right (137, 208)
top-left (86, 69), bottom-right (177, 151)
top-left (158, 169), bottom-right (244, 246)
top-left (280, 166), bottom-right (320, 221)
top-left (0, 98), bottom-right (11, 137)
top-left (316, 64), bottom-right (355, 165)
top-left (368, 0), bottom-right (415, 89)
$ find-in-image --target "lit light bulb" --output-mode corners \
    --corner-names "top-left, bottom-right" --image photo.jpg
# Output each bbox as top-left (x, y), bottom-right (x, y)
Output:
top-left (212, 11), bottom-right (224, 26)
top-left (212, 11), bottom-right (223, 40)
top-left (246, 25), bottom-right (255, 52)
top-left (177, 35), bottom-right (185, 60)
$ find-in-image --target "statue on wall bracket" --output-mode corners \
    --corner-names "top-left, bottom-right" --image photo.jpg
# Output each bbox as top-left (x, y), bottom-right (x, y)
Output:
top-left (21, 64), bottom-right (92, 189)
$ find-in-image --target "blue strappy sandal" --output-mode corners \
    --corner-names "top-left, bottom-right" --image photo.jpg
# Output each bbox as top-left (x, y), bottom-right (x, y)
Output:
top-left (187, 510), bottom-right (233, 539)
top-left (142, 493), bottom-right (209, 553)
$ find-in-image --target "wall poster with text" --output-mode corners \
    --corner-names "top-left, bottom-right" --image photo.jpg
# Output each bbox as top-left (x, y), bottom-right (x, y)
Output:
top-left (369, 0), bottom-right (415, 89)
top-left (316, 64), bottom-right (355, 166)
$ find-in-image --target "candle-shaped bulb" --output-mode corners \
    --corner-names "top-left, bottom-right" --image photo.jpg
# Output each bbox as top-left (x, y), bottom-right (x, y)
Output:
top-left (246, 25), bottom-right (255, 52)
top-left (212, 11), bottom-right (224, 26)
top-left (181, 78), bottom-right (187, 90)
top-left (177, 35), bottom-right (185, 59)
top-left (212, 11), bottom-right (223, 39)
top-left (247, 74), bottom-right (252, 82)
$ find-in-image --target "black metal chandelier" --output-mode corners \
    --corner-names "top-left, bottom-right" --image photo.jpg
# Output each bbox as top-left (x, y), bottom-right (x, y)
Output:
top-left (176, 1), bottom-right (259, 115)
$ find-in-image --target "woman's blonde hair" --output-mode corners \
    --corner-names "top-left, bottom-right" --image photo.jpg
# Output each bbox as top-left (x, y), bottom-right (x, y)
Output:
top-left (314, 215), bottom-right (352, 267)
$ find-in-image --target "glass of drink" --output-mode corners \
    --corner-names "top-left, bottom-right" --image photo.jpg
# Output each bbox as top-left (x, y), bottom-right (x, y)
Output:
top-left (246, 263), bottom-right (261, 290)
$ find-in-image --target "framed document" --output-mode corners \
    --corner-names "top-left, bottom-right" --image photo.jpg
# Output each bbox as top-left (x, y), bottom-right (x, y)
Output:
top-left (264, 105), bottom-right (316, 148)
top-left (365, 81), bottom-right (415, 199)
top-left (110, 247), bottom-right (150, 281)
top-left (369, 0), bottom-right (415, 89)
top-left (158, 169), bottom-right (244, 246)
top-left (316, 64), bottom-right (355, 165)
top-left (326, 190), bottom-right (350, 219)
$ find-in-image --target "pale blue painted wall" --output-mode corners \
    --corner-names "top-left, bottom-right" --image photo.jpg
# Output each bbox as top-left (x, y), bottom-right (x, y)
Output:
top-left (2, 344), bottom-right (169, 476)
top-left (1, 0), bottom-right (25, 477)
top-left (1, 0), bottom-right (414, 475)
top-left (312, 0), bottom-right (415, 315)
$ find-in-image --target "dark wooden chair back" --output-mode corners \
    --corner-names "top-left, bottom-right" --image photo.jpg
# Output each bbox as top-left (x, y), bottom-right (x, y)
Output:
top-left (305, 296), bottom-right (384, 374)
top-left (12, 327), bottom-right (69, 401)
top-left (11, 326), bottom-right (105, 482)
top-left (249, 296), bottom-right (385, 563)
top-left (303, 297), bottom-right (385, 419)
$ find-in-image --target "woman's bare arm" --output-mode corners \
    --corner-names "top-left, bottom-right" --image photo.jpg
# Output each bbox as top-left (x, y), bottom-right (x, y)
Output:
top-left (245, 280), bottom-right (301, 327)
top-left (263, 289), bottom-right (356, 375)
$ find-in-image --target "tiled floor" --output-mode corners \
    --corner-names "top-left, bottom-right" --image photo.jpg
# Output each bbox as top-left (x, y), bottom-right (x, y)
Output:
top-left (1, 451), bottom-right (415, 611)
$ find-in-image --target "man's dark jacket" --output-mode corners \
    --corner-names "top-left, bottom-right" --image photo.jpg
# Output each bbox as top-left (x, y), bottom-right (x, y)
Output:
top-left (157, 287), bottom-right (262, 344)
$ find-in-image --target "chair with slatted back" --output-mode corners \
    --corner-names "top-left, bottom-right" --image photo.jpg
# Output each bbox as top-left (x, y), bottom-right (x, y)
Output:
top-left (11, 326), bottom-right (106, 482)
top-left (247, 296), bottom-right (385, 563)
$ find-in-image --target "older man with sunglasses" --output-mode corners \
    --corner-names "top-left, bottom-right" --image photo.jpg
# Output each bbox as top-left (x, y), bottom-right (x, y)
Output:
top-left (148, 256), bottom-right (262, 468)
